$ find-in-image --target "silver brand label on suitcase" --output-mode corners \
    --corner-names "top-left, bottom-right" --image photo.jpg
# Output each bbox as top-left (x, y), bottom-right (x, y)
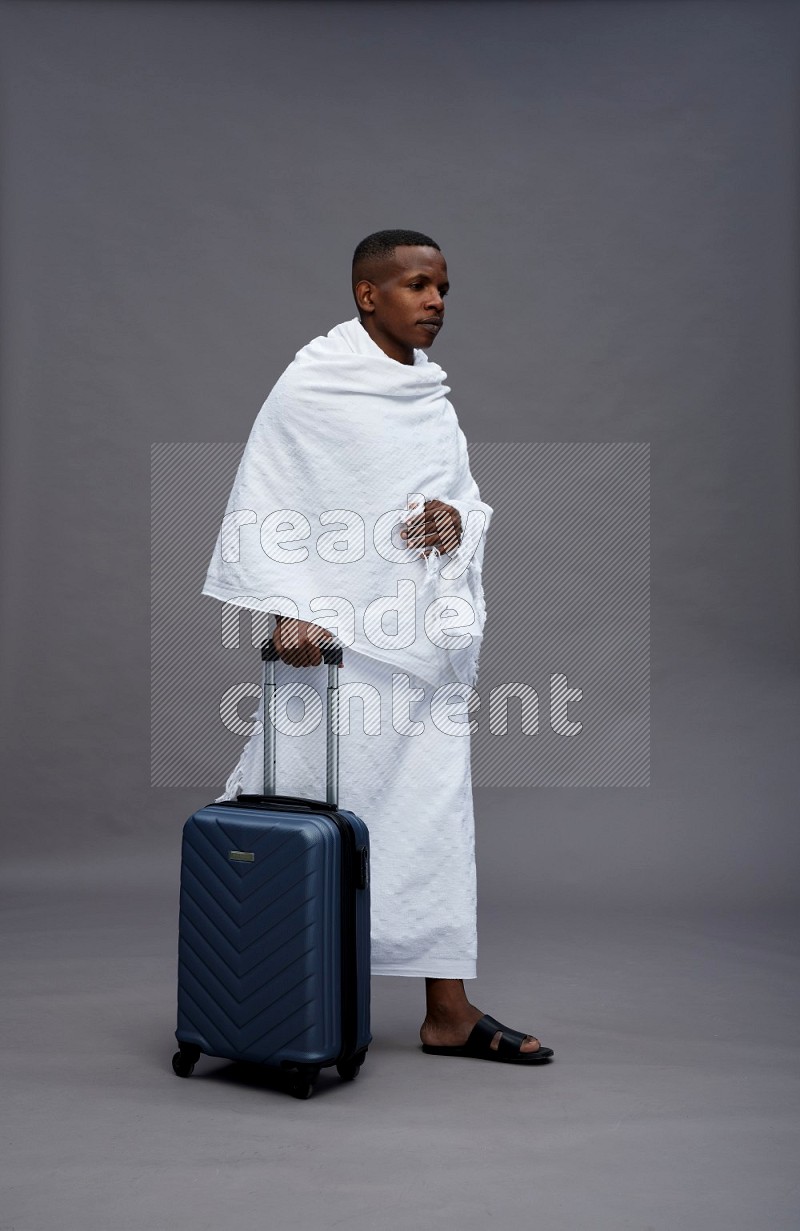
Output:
top-left (228, 850), bottom-right (255, 863)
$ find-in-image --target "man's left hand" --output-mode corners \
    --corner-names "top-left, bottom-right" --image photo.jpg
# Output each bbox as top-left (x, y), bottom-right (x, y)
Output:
top-left (400, 498), bottom-right (462, 556)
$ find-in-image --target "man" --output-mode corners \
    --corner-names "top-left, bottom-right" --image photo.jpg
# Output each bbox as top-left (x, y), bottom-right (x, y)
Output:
top-left (202, 230), bottom-right (552, 1064)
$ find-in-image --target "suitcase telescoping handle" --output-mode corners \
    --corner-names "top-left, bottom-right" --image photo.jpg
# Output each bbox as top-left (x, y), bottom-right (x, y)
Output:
top-left (239, 634), bottom-right (343, 810)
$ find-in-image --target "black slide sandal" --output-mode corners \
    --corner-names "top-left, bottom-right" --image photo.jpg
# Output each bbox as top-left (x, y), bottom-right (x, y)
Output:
top-left (421, 1014), bottom-right (554, 1064)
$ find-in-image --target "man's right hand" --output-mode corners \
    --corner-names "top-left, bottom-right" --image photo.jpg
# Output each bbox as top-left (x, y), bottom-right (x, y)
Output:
top-left (273, 616), bottom-right (342, 668)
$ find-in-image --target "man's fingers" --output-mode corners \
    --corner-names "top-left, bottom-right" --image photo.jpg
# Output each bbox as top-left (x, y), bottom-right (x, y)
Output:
top-left (280, 649), bottom-right (321, 668)
top-left (402, 513), bottom-right (460, 551)
top-left (275, 621), bottom-right (336, 668)
top-left (404, 520), bottom-right (455, 538)
top-left (408, 532), bottom-right (451, 547)
top-left (402, 504), bottom-right (458, 537)
top-left (431, 506), bottom-right (460, 538)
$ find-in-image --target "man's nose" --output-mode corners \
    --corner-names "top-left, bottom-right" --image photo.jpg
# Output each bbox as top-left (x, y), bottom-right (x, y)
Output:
top-left (426, 290), bottom-right (444, 312)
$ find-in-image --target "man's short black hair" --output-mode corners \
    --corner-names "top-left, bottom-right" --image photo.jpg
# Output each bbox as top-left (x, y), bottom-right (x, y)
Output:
top-left (353, 229), bottom-right (440, 272)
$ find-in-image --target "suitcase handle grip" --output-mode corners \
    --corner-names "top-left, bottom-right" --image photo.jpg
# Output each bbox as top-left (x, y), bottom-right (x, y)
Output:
top-left (261, 636), bottom-right (343, 666)
top-left (234, 793), bottom-right (339, 815)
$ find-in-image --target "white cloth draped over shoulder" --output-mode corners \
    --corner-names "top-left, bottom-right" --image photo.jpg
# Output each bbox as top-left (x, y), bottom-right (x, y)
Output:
top-left (201, 317), bottom-right (493, 690)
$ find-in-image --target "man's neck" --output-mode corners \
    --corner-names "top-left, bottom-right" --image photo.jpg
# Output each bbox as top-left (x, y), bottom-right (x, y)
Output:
top-left (358, 317), bottom-right (414, 365)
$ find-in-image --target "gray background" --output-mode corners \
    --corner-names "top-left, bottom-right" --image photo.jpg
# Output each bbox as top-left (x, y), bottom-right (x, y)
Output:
top-left (1, 2), bottom-right (798, 1229)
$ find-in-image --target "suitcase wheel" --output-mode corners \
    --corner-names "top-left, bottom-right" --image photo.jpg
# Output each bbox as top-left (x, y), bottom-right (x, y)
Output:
top-left (337, 1049), bottom-right (367, 1083)
top-left (172, 1043), bottom-right (201, 1078)
top-left (288, 1066), bottom-right (320, 1100)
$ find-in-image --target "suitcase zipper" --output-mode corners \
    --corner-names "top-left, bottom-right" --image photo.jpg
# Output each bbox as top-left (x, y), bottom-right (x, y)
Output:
top-left (324, 809), bottom-right (359, 1064)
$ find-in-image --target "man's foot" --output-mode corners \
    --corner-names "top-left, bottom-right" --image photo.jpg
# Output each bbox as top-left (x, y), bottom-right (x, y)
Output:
top-left (420, 1001), bottom-right (544, 1054)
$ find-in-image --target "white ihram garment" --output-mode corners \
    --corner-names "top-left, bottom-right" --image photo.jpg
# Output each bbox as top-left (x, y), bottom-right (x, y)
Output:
top-left (202, 318), bottom-right (493, 978)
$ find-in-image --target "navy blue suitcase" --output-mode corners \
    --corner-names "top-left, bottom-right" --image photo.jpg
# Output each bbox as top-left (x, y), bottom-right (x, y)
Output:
top-left (173, 636), bottom-right (371, 1099)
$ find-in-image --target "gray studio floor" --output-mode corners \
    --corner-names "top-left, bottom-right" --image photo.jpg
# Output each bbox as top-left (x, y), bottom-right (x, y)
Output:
top-left (2, 843), bottom-right (798, 1231)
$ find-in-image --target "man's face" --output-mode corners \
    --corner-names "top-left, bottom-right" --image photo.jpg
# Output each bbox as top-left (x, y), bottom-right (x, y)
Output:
top-left (357, 246), bottom-right (449, 363)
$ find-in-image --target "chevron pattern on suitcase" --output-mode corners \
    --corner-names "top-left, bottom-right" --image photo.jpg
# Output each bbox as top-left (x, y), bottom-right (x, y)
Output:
top-left (177, 811), bottom-right (341, 1064)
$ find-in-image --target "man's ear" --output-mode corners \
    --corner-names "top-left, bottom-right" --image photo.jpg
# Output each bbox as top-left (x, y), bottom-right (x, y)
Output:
top-left (355, 280), bottom-right (376, 315)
